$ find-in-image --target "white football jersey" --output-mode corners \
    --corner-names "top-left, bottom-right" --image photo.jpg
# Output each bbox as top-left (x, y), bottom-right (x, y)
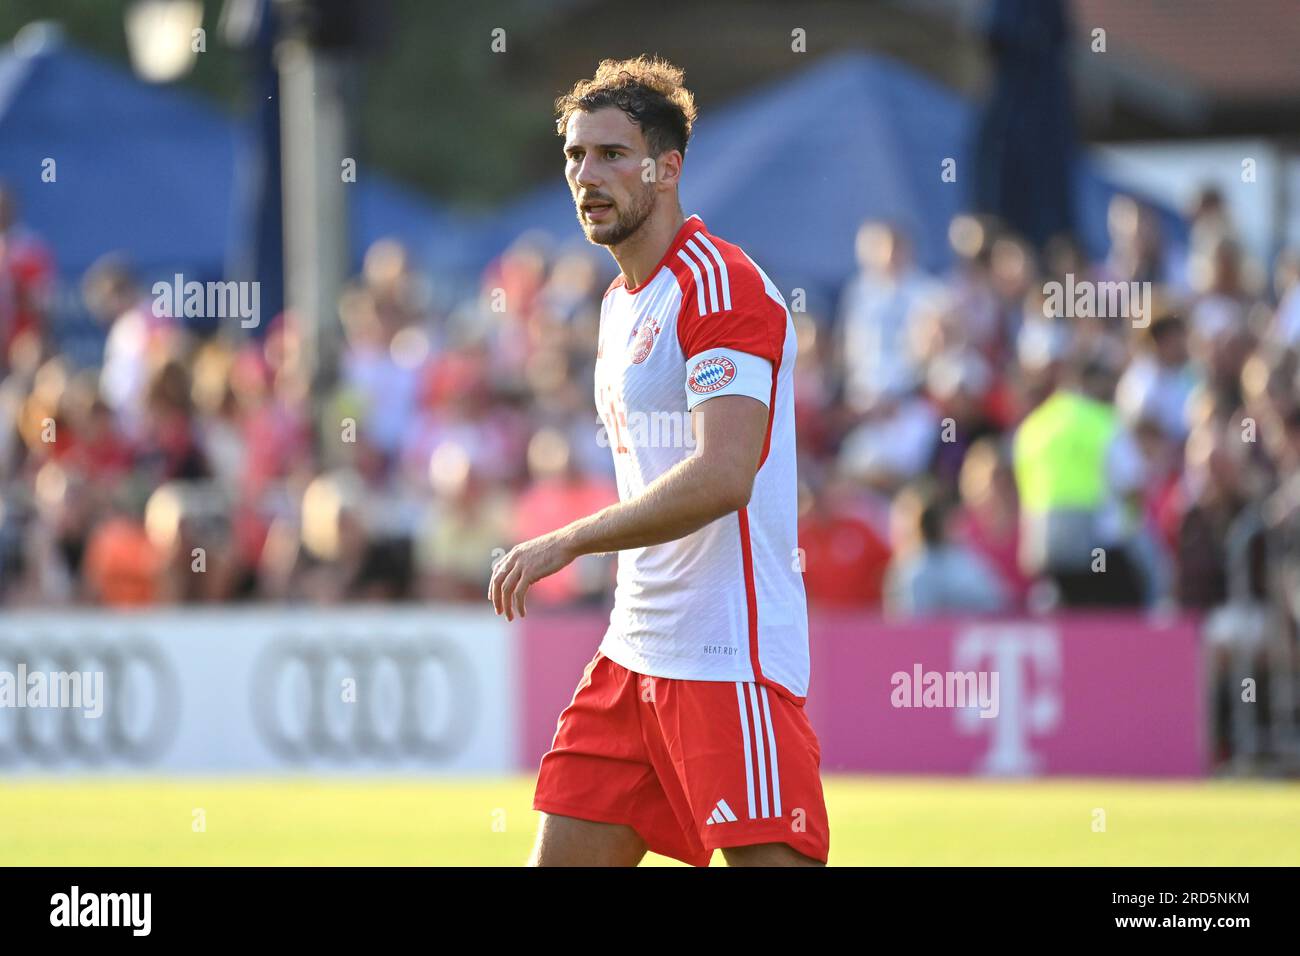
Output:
top-left (593, 215), bottom-right (809, 700)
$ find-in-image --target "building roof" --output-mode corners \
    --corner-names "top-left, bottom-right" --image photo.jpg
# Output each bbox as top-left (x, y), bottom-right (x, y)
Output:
top-left (1073, 0), bottom-right (1300, 102)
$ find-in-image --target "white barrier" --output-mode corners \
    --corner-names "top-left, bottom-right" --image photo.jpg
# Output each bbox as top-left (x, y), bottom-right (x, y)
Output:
top-left (0, 607), bottom-right (516, 774)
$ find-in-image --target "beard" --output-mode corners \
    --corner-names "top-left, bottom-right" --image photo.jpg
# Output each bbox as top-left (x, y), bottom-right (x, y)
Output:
top-left (576, 183), bottom-right (656, 246)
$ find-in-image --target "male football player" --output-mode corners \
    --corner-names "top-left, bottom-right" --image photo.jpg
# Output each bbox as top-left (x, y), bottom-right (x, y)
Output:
top-left (488, 55), bottom-right (828, 867)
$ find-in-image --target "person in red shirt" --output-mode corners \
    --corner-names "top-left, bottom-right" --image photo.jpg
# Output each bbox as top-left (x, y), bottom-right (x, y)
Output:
top-left (797, 471), bottom-right (891, 607)
top-left (0, 184), bottom-right (55, 370)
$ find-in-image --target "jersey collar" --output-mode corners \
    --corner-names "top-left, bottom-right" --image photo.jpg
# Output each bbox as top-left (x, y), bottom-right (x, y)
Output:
top-left (624, 214), bottom-right (706, 294)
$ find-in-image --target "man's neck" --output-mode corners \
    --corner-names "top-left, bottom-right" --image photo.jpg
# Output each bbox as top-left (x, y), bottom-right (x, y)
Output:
top-left (610, 206), bottom-right (687, 289)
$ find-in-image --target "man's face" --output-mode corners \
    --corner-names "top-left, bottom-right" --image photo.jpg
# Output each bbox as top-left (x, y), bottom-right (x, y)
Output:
top-left (564, 107), bottom-right (658, 247)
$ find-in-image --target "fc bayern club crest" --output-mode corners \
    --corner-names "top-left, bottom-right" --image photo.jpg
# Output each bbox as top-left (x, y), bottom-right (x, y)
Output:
top-left (688, 356), bottom-right (737, 394)
top-left (629, 320), bottom-right (658, 364)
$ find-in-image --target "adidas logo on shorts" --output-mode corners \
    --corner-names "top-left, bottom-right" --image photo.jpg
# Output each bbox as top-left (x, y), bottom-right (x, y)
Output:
top-left (704, 798), bottom-right (739, 825)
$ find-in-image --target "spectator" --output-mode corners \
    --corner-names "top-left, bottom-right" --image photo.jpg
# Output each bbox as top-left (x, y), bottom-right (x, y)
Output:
top-left (883, 482), bottom-right (1009, 616)
top-left (1269, 247), bottom-right (1300, 348)
top-left (952, 437), bottom-right (1029, 608)
top-left (924, 348), bottom-right (999, 486)
top-left (0, 183), bottom-right (55, 372)
top-left (838, 381), bottom-right (940, 495)
top-left (1012, 351), bottom-right (1143, 607)
top-left (263, 469), bottom-right (413, 603)
top-left (838, 222), bottom-right (941, 411)
top-left (337, 282), bottom-right (424, 461)
top-left (82, 508), bottom-right (160, 607)
top-left (144, 481), bottom-right (241, 603)
top-left (417, 441), bottom-right (513, 601)
top-left (1115, 309), bottom-right (1197, 442)
top-left (797, 471), bottom-right (892, 608)
top-left (1102, 194), bottom-right (1169, 287)
top-left (1173, 417), bottom-right (1265, 608)
top-left (1188, 233), bottom-right (1260, 347)
top-left (82, 255), bottom-right (179, 443)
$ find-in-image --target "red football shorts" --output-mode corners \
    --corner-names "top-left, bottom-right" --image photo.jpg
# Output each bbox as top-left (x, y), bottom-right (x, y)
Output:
top-left (533, 650), bottom-right (830, 866)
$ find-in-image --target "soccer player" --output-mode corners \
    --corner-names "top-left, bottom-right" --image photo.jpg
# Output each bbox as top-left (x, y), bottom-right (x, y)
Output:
top-left (488, 56), bottom-right (828, 867)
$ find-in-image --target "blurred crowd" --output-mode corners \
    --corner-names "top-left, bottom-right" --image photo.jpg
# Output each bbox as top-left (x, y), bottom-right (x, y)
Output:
top-left (2, 182), bottom-right (1300, 638)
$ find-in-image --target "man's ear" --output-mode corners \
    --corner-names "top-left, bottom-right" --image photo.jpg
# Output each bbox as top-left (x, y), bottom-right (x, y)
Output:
top-left (656, 149), bottom-right (683, 190)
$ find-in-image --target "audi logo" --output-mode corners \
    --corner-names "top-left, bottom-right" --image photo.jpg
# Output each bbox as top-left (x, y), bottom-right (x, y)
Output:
top-left (0, 638), bottom-right (179, 767)
top-left (250, 635), bottom-right (478, 763)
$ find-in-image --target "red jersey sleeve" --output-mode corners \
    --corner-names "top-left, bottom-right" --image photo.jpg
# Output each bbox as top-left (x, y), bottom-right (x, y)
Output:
top-left (671, 231), bottom-right (788, 409)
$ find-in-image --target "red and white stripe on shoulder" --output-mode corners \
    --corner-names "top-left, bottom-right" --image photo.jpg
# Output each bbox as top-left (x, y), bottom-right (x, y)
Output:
top-left (669, 221), bottom-right (787, 364)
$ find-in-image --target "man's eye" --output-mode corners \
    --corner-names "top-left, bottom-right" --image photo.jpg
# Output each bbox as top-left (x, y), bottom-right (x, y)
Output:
top-left (605, 150), bottom-right (620, 160)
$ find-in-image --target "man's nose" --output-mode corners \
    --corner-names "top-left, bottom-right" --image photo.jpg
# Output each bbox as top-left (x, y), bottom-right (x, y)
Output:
top-left (574, 155), bottom-right (602, 189)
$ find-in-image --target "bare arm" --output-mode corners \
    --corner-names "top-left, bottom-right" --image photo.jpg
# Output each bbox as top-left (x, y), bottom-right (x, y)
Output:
top-left (488, 394), bottom-right (769, 620)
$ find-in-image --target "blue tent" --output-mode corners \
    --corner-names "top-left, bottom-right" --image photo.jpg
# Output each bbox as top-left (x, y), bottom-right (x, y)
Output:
top-left (0, 35), bottom-right (239, 284)
top-left (469, 52), bottom-right (1186, 314)
top-left (0, 30), bottom-right (470, 288)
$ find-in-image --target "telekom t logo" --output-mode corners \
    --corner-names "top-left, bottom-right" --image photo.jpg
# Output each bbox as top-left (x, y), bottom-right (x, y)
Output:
top-left (952, 624), bottom-right (1062, 775)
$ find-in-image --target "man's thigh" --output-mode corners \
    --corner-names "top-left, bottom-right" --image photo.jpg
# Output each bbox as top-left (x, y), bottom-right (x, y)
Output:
top-left (528, 812), bottom-right (648, 867)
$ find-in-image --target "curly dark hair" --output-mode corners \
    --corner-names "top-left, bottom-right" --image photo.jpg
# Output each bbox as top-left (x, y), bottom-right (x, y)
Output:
top-left (555, 55), bottom-right (698, 158)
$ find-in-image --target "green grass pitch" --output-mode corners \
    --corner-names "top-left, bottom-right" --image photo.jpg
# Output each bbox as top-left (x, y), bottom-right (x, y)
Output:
top-left (2, 775), bottom-right (1297, 866)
